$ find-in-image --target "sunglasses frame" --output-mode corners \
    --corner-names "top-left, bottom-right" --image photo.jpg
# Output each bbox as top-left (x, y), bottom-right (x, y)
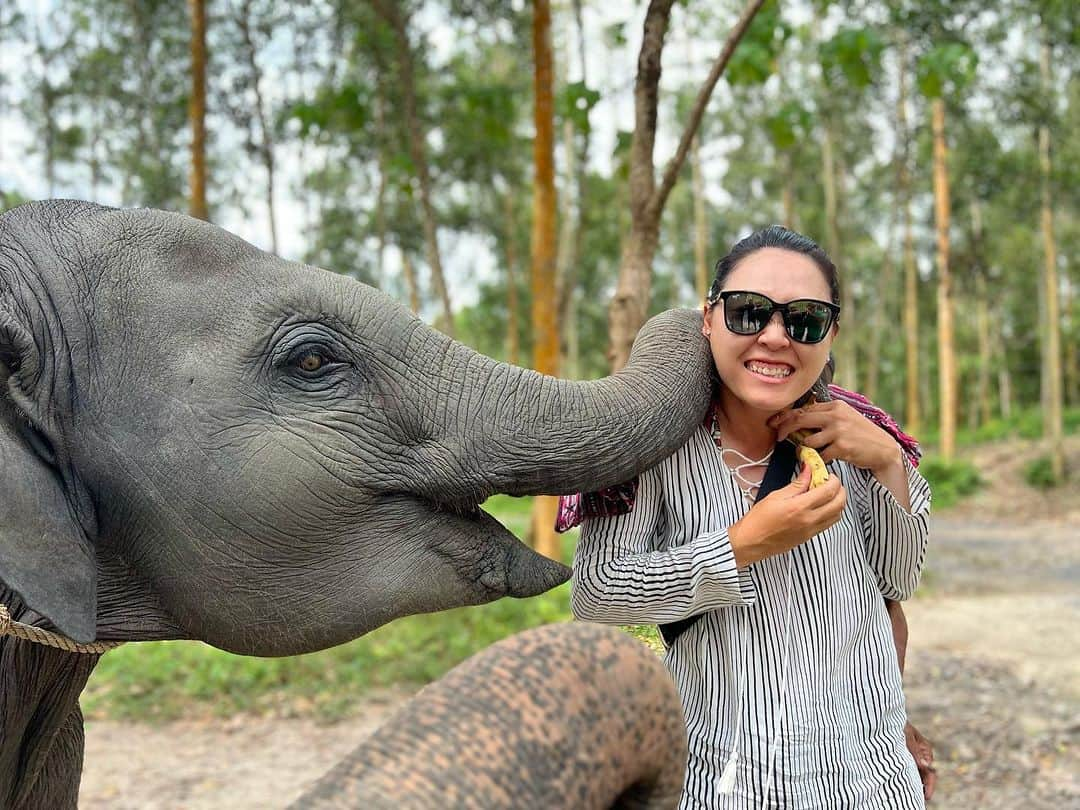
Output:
top-left (711, 290), bottom-right (841, 345)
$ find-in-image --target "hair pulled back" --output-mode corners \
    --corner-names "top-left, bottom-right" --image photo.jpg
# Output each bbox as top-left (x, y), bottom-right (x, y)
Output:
top-left (706, 226), bottom-right (841, 307)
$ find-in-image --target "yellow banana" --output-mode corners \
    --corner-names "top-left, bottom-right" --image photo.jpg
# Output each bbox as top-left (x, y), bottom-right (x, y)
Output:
top-left (790, 429), bottom-right (829, 488)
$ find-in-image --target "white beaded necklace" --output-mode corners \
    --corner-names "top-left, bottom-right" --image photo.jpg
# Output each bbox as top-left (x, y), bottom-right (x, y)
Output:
top-left (710, 415), bottom-right (773, 504)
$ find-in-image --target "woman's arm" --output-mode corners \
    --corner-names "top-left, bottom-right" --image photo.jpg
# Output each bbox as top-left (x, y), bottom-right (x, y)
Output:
top-left (854, 456), bottom-right (931, 601)
top-left (771, 399), bottom-right (931, 600)
top-left (571, 465), bottom-right (757, 626)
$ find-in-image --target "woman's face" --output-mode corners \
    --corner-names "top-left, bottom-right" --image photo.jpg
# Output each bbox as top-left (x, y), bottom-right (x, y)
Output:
top-left (703, 247), bottom-right (837, 416)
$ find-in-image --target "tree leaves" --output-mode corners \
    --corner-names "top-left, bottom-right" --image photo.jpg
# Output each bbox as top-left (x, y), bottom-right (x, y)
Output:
top-left (726, 0), bottom-right (790, 86)
top-left (915, 41), bottom-right (978, 98)
top-left (819, 27), bottom-right (886, 90)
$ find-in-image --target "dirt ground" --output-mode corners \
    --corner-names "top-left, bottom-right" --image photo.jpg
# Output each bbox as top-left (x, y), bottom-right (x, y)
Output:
top-left (79, 440), bottom-right (1080, 809)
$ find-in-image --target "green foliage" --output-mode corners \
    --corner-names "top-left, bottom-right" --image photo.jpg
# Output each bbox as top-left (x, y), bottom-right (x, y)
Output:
top-left (764, 100), bottom-right (813, 150)
top-left (285, 84), bottom-right (372, 139)
top-left (1022, 455), bottom-right (1065, 489)
top-left (726, 0), bottom-right (789, 87)
top-left (918, 456), bottom-right (983, 509)
top-left (557, 81), bottom-right (601, 135)
top-left (915, 42), bottom-right (978, 98)
top-left (819, 27), bottom-right (886, 89)
top-left (622, 624), bottom-right (664, 655)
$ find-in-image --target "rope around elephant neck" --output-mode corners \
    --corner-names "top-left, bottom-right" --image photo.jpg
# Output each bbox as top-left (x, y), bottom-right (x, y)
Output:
top-left (0, 603), bottom-right (123, 654)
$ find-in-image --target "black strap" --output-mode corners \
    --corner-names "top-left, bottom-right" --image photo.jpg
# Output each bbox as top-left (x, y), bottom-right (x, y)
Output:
top-left (657, 440), bottom-right (797, 647)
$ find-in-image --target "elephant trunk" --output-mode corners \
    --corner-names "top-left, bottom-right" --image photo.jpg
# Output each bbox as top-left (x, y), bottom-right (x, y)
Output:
top-left (401, 308), bottom-right (713, 506)
top-left (292, 623), bottom-right (688, 809)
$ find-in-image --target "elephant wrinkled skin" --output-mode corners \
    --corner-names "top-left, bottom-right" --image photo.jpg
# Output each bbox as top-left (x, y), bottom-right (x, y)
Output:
top-left (0, 200), bottom-right (714, 808)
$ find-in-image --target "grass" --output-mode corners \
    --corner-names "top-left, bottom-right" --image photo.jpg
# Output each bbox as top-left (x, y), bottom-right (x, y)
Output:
top-left (917, 456), bottom-right (983, 510)
top-left (919, 405), bottom-right (1080, 449)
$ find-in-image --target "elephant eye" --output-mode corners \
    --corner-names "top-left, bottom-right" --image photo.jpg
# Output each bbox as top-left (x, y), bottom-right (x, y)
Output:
top-left (297, 352), bottom-right (324, 373)
top-left (286, 345), bottom-right (339, 376)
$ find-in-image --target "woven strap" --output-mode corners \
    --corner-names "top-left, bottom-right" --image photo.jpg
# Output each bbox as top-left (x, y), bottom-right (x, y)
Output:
top-left (0, 603), bottom-right (123, 654)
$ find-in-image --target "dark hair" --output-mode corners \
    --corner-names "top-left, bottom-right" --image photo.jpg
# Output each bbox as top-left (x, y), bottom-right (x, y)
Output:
top-left (706, 225), bottom-right (841, 307)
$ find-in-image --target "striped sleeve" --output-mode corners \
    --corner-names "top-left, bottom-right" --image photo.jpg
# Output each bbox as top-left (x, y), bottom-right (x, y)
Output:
top-left (571, 462), bottom-right (757, 626)
top-left (856, 456), bottom-right (931, 601)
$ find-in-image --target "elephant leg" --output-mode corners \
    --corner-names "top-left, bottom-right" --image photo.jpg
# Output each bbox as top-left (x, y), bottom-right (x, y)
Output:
top-left (13, 704), bottom-right (84, 810)
top-left (295, 623), bottom-right (687, 809)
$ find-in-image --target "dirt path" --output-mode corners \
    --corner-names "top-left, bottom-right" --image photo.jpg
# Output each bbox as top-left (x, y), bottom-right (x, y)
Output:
top-left (79, 517), bottom-right (1079, 809)
top-left (79, 693), bottom-right (411, 810)
top-left (901, 518), bottom-right (1079, 809)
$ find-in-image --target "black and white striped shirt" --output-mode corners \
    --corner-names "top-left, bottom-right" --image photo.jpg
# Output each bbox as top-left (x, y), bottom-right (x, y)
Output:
top-left (572, 425), bottom-right (930, 809)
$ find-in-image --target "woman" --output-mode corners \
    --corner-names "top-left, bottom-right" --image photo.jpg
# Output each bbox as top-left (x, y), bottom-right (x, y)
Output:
top-left (571, 226), bottom-right (930, 809)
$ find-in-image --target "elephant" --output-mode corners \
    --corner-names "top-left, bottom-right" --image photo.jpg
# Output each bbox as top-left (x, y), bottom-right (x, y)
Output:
top-left (0, 200), bottom-right (715, 808)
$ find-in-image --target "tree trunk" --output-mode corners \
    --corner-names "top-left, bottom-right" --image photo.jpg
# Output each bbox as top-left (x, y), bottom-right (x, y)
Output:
top-left (975, 278), bottom-right (993, 426)
top-left (821, 116), bottom-right (854, 388)
top-left (865, 205), bottom-right (896, 402)
top-left (691, 135), bottom-right (709, 302)
top-left (932, 98), bottom-right (956, 461)
top-left (529, 0), bottom-right (561, 561)
top-left (563, 0), bottom-right (589, 380)
top-left (971, 199), bottom-right (992, 427)
top-left (372, 0), bottom-right (454, 336)
top-left (781, 151), bottom-right (796, 230)
top-left (374, 92), bottom-right (389, 287)
top-left (1066, 284), bottom-right (1078, 408)
top-left (237, 0), bottom-right (278, 253)
top-left (503, 192), bottom-right (521, 367)
top-left (1038, 31), bottom-right (1065, 480)
top-left (608, 0), bottom-right (767, 370)
top-left (188, 0), bottom-right (209, 221)
top-left (998, 354), bottom-right (1013, 422)
top-left (401, 250), bottom-right (421, 315)
top-left (555, 117), bottom-right (578, 348)
top-left (899, 37), bottom-right (920, 435)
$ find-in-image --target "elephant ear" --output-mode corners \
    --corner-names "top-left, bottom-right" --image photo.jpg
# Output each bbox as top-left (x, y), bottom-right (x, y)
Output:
top-left (0, 317), bottom-right (97, 643)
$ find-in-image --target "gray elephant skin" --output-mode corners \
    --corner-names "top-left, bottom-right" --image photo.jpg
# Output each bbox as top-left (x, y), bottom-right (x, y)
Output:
top-left (0, 200), bottom-right (713, 808)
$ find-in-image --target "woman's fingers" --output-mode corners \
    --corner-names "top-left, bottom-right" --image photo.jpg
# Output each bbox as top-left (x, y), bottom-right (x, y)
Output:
top-left (774, 409), bottom-right (832, 441)
top-left (797, 427), bottom-right (835, 450)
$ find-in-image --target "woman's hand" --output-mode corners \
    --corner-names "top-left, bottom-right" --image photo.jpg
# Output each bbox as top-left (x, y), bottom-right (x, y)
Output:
top-left (769, 400), bottom-right (903, 476)
top-left (905, 721), bottom-right (937, 801)
top-left (728, 464), bottom-right (847, 567)
top-left (770, 399), bottom-right (913, 510)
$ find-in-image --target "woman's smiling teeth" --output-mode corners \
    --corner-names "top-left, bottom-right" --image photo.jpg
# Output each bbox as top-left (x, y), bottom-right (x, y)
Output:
top-left (746, 360), bottom-right (793, 378)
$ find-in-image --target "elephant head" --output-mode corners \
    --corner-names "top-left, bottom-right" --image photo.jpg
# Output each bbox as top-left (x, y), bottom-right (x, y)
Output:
top-left (0, 200), bottom-right (714, 657)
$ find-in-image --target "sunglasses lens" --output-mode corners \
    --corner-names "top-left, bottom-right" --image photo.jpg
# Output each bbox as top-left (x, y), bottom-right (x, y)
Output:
top-left (724, 293), bottom-right (773, 335)
top-left (785, 300), bottom-right (833, 343)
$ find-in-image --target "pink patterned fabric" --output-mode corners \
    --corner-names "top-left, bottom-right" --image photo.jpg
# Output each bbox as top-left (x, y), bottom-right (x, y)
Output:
top-left (554, 384), bottom-right (920, 533)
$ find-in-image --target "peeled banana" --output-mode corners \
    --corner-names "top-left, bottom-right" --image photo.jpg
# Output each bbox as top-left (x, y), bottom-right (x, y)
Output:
top-left (790, 429), bottom-right (829, 488)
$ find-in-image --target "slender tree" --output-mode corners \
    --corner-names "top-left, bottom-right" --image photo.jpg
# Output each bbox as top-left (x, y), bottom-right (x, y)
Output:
top-left (188, 0), bottom-right (208, 220)
top-left (916, 36), bottom-right (977, 460)
top-left (1037, 22), bottom-right (1065, 479)
top-left (607, 0), bottom-right (767, 370)
top-left (898, 35), bottom-right (920, 435)
top-left (930, 96), bottom-right (956, 460)
top-left (529, 0), bottom-right (561, 561)
top-left (235, 0), bottom-right (279, 252)
top-left (370, 0), bottom-right (455, 336)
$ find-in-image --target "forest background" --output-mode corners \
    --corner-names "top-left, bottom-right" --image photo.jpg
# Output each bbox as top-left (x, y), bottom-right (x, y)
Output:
top-left (0, 0), bottom-right (1078, 725)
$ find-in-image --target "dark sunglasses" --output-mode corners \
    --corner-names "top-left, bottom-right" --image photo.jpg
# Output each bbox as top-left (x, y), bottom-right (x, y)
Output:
top-left (711, 290), bottom-right (840, 344)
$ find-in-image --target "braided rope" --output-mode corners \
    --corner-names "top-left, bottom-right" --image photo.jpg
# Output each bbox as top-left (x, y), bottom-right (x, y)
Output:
top-left (0, 603), bottom-right (123, 654)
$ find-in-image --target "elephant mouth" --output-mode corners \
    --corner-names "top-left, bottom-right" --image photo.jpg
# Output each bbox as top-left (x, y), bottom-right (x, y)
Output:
top-left (380, 492), bottom-right (571, 600)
